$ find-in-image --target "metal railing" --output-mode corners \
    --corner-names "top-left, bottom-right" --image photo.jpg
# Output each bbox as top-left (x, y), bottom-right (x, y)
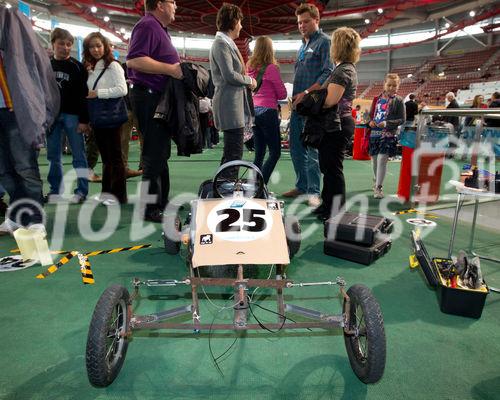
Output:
top-left (409, 108), bottom-right (500, 205)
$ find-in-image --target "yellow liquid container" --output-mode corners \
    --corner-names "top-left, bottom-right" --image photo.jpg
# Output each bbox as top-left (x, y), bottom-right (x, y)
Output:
top-left (13, 227), bottom-right (53, 266)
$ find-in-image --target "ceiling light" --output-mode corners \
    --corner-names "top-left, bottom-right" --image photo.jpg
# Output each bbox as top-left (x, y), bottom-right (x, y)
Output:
top-left (104, 16), bottom-right (110, 22)
top-left (5, 3), bottom-right (12, 8)
top-left (438, 72), bottom-right (445, 77)
top-left (377, 8), bottom-right (383, 14)
top-left (457, 75), bottom-right (460, 78)
top-left (445, 23), bottom-right (450, 28)
top-left (477, 67), bottom-right (481, 71)
top-left (120, 28), bottom-right (126, 34)
top-left (407, 73), bottom-right (413, 78)
top-left (469, 10), bottom-right (476, 17)
top-left (364, 18), bottom-right (370, 24)
top-left (90, 6), bottom-right (97, 13)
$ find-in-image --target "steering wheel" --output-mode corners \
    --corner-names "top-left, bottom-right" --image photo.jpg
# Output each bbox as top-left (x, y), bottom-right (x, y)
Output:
top-left (212, 160), bottom-right (266, 199)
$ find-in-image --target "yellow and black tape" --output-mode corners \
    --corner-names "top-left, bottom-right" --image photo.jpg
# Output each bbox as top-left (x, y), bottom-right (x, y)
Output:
top-left (394, 209), bottom-right (438, 219)
top-left (394, 208), bottom-right (418, 215)
top-left (36, 251), bottom-right (77, 279)
top-left (11, 249), bottom-right (69, 255)
top-left (77, 253), bottom-right (94, 285)
top-left (84, 244), bottom-right (151, 257)
top-left (36, 244), bottom-right (152, 281)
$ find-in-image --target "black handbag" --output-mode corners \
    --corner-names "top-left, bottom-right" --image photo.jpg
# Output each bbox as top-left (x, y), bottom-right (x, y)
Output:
top-left (87, 63), bottom-right (128, 129)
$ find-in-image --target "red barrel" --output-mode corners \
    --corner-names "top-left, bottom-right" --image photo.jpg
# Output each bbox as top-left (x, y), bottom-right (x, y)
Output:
top-left (353, 125), bottom-right (371, 160)
top-left (414, 152), bottom-right (445, 203)
top-left (397, 146), bottom-right (414, 202)
top-left (397, 148), bottom-right (445, 203)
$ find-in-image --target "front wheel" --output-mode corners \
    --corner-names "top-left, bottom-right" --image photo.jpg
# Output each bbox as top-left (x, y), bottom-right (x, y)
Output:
top-left (284, 215), bottom-right (301, 259)
top-left (343, 284), bottom-right (386, 384)
top-left (162, 214), bottom-right (182, 255)
top-left (86, 285), bottom-right (130, 387)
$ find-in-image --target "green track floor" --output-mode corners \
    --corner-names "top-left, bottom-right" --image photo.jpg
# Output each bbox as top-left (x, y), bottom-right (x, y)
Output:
top-left (1, 141), bottom-right (499, 400)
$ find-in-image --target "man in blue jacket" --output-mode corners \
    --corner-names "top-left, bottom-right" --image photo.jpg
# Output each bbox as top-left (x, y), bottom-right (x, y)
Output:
top-left (283, 3), bottom-right (333, 208)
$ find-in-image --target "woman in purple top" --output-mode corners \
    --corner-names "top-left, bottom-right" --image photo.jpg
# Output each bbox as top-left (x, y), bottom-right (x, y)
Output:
top-left (247, 37), bottom-right (287, 184)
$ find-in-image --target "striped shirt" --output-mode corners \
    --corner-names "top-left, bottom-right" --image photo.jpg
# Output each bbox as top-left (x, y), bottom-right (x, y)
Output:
top-left (0, 55), bottom-right (13, 109)
top-left (293, 29), bottom-right (333, 96)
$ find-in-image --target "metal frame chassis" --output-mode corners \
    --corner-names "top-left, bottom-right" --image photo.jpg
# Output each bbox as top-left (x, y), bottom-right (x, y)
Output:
top-left (127, 265), bottom-right (355, 335)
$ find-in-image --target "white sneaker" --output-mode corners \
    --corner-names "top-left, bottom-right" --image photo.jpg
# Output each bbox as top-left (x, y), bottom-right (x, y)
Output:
top-left (0, 218), bottom-right (22, 236)
top-left (308, 195), bottom-right (321, 208)
top-left (102, 199), bottom-right (118, 206)
top-left (374, 187), bottom-right (384, 199)
top-left (92, 194), bottom-right (104, 203)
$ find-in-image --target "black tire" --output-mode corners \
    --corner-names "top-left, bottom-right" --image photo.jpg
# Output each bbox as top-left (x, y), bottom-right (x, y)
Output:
top-left (86, 285), bottom-right (130, 387)
top-left (162, 214), bottom-right (182, 255)
top-left (198, 179), bottom-right (215, 199)
top-left (343, 284), bottom-right (386, 384)
top-left (284, 215), bottom-right (301, 259)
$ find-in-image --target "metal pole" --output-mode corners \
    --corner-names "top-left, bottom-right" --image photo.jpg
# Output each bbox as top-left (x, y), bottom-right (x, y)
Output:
top-left (468, 197), bottom-right (479, 253)
top-left (470, 117), bottom-right (484, 167)
top-left (448, 193), bottom-right (462, 258)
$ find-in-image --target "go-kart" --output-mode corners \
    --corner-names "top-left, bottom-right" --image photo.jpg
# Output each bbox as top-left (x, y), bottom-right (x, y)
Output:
top-left (85, 161), bottom-right (386, 387)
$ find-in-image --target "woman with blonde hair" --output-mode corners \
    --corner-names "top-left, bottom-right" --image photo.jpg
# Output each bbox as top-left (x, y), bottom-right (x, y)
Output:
top-left (465, 94), bottom-right (486, 126)
top-left (367, 73), bottom-right (405, 199)
top-left (247, 36), bottom-right (287, 184)
top-left (312, 27), bottom-right (360, 221)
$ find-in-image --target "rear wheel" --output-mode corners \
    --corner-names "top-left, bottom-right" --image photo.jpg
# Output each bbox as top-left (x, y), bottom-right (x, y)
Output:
top-left (343, 284), bottom-right (386, 384)
top-left (86, 285), bottom-right (130, 387)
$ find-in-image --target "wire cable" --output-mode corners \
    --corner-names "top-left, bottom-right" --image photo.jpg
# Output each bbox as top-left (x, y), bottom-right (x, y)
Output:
top-left (208, 299), bottom-right (240, 377)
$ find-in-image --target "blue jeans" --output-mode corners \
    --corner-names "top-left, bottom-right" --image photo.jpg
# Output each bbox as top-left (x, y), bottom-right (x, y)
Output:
top-left (289, 111), bottom-right (320, 194)
top-left (47, 113), bottom-right (89, 196)
top-left (0, 109), bottom-right (43, 225)
top-left (253, 107), bottom-right (281, 184)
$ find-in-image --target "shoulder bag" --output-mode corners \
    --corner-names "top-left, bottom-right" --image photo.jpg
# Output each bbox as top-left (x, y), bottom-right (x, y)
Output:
top-left (87, 62), bottom-right (128, 129)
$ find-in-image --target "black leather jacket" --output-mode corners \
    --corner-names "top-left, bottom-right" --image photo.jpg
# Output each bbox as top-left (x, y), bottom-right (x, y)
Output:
top-left (155, 62), bottom-right (210, 156)
top-left (296, 89), bottom-right (340, 148)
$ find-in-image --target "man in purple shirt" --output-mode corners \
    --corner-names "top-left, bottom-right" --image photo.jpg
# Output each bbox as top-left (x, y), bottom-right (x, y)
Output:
top-left (126, 0), bottom-right (183, 223)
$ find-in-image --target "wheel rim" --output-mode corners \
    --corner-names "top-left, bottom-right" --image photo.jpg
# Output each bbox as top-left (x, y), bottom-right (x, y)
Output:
top-left (350, 303), bottom-right (368, 363)
top-left (213, 163), bottom-right (264, 198)
top-left (105, 299), bottom-right (127, 370)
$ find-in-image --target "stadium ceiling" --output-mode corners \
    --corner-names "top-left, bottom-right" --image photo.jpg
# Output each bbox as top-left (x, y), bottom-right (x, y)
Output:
top-left (22, 0), bottom-right (500, 42)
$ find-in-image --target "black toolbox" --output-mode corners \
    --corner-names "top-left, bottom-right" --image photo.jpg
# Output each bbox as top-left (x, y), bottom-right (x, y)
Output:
top-left (324, 236), bottom-right (392, 265)
top-left (410, 230), bottom-right (489, 319)
top-left (324, 212), bottom-right (393, 245)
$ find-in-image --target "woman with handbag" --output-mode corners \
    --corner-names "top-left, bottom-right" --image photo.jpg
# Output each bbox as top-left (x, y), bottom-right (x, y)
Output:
top-left (313, 27), bottom-right (360, 221)
top-left (83, 32), bottom-right (128, 205)
top-left (247, 36), bottom-right (287, 184)
top-left (209, 3), bottom-right (256, 179)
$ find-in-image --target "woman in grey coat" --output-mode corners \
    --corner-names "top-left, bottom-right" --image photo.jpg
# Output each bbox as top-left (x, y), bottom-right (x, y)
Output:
top-left (209, 4), bottom-right (256, 177)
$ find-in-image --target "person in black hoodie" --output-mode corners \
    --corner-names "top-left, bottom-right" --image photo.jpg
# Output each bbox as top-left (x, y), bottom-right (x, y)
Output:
top-left (46, 28), bottom-right (89, 204)
top-left (405, 93), bottom-right (418, 125)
